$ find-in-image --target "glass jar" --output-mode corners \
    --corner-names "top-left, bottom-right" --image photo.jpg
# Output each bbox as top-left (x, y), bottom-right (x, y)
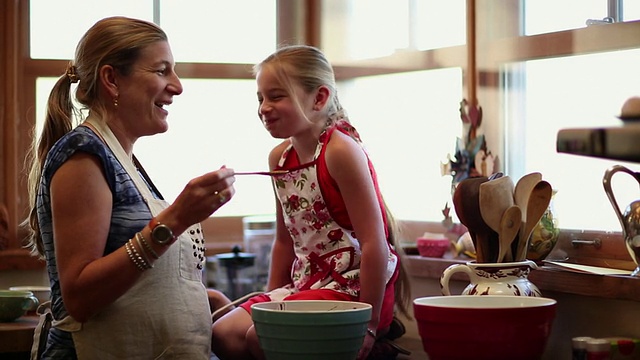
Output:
top-left (243, 215), bottom-right (276, 292)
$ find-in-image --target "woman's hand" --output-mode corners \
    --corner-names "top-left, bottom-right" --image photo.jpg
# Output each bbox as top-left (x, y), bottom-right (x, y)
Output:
top-left (164, 167), bottom-right (236, 235)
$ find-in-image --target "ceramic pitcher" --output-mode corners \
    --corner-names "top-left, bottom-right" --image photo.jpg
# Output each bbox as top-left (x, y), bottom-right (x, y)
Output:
top-left (440, 260), bottom-right (542, 297)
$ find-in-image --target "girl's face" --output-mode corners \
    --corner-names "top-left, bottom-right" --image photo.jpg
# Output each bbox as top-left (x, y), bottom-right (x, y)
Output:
top-left (255, 65), bottom-right (316, 139)
top-left (115, 40), bottom-right (183, 137)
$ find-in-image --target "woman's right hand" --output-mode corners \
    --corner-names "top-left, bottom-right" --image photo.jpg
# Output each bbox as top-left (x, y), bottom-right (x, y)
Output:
top-left (162, 167), bottom-right (236, 235)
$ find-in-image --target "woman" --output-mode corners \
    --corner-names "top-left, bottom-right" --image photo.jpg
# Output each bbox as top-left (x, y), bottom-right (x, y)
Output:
top-left (24, 16), bottom-right (235, 359)
top-left (211, 45), bottom-right (411, 360)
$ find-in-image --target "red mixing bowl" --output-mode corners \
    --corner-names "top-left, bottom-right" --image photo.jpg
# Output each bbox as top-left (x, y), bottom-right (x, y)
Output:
top-left (413, 295), bottom-right (557, 360)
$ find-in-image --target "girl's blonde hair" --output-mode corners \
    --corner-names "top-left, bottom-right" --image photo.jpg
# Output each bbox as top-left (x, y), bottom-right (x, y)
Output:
top-left (23, 16), bottom-right (168, 258)
top-left (254, 45), bottom-right (412, 318)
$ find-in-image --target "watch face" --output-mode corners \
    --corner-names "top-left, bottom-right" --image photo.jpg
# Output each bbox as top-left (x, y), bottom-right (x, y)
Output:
top-left (152, 224), bottom-right (173, 244)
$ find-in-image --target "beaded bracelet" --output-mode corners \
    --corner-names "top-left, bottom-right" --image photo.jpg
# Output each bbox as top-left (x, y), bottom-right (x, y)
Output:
top-left (136, 232), bottom-right (159, 259)
top-left (124, 241), bottom-right (147, 271)
top-left (130, 239), bottom-right (153, 270)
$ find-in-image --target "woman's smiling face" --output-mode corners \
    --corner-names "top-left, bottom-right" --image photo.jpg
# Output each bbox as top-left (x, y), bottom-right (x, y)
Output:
top-left (115, 40), bottom-right (183, 137)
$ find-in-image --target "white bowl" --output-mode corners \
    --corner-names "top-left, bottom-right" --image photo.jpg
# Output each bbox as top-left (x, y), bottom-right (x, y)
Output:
top-left (9, 286), bottom-right (50, 305)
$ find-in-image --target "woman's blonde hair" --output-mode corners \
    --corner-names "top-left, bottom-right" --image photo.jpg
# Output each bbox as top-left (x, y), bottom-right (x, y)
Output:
top-left (255, 44), bottom-right (412, 318)
top-left (23, 16), bottom-right (167, 258)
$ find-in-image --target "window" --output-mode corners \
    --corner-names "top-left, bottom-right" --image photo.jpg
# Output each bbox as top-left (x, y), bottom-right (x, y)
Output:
top-left (30, 0), bottom-right (279, 218)
top-left (505, 49), bottom-right (640, 231)
top-left (525, 0), bottom-right (640, 36)
top-left (322, 0), bottom-right (466, 61)
top-left (159, 1), bottom-right (276, 64)
top-left (29, 0), bottom-right (276, 63)
top-left (31, 0), bottom-right (465, 221)
top-left (30, 0), bottom-right (154, 59)
top-left (338, 69), bottom-right (463, 221)
top-left (495, 1), bottom-right (640, 232)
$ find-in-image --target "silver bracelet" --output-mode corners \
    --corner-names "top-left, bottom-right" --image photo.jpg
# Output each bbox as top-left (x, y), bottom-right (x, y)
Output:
top-left (366, 328), bottom-right (376, 339)
top-left (130, 239), bottom-right (153, 270)
top-left (137, 232), bottom-right (159, 259)
top-left (125, 241), bottom-right (147, 271)
top-left (134, 234), bottom-right (154, 266)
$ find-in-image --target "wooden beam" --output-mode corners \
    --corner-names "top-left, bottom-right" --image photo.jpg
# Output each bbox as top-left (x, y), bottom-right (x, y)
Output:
top-left (1, 0), bottom-right (23, 249)
top-left (466, 0), bottom-right (477, 106)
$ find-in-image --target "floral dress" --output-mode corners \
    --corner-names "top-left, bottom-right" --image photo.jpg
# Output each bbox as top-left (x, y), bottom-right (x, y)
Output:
top-left (266, 121), bottom-right (398, 301)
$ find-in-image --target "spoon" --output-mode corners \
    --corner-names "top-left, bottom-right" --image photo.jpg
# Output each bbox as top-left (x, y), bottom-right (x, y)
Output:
top-left (513, 172), bottom-right (543, 259)
top-left (452, 176), bottom-right (491, 262)
top-left (514, 172), bottom-right (543, 221)
top-left (479, 176), bottom-right (514, 236)
top-left (515, 180), bottom-right (552, 261)
top-left (497, 205), bottom-right (521, 263)
top-left (234, 170), bottom-right (289, 176)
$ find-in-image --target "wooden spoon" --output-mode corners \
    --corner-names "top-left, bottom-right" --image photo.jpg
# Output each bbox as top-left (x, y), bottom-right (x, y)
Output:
top-left (479, 176), bottom-right (515, 235)
top-left (514, 172), bottom-right (543, 219)
top-left (513, 172), bottom-right (543, 259)
top-left (497, 205), bottom-right (521, 263)
top-left (452, 176), bottom-right (490, 262)
top-left (515, 180), bottom-right (552, 261)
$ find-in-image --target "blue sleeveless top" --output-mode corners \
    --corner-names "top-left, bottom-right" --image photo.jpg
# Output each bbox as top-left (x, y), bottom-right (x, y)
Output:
top-left (37, 125), bottom-right (155, 359)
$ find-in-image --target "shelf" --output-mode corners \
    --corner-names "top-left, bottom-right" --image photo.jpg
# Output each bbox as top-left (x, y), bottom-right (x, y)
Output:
top-left (0, 249), bottom-right (45, 272)
top-left (556, 124), bottom-right (640, 163)
top-left (405, 255), bottom-right (640, 302)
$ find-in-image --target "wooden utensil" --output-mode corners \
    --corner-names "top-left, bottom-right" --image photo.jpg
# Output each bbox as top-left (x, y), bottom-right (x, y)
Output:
top-left (452, 176), bottom-right (491, 262)
top-left (515, 180), bottom-right (552, 261)
top-left (498, 205), bottom-right (521, 263)
top-left (514, 172), bottom-right (543, 219)
top-left (513, 172), bottom-right (543, 260)
top-left (479, 176), bottom-right (515, 234)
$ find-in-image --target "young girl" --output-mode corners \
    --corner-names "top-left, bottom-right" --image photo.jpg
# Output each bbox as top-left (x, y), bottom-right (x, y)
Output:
top-left (211, 45), bottom-right (411, 360)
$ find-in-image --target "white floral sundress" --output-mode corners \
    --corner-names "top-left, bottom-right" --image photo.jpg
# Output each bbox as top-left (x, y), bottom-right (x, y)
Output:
top-left (267, 125), bottom-right (398, 301)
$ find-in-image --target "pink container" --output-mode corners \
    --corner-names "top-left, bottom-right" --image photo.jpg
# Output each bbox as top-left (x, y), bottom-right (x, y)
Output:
top-left (416, 237), bottom-right (450, 258)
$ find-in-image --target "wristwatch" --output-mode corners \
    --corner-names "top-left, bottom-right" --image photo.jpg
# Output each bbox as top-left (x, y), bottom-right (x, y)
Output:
top-left (149, 217), bottom-right (175, 245)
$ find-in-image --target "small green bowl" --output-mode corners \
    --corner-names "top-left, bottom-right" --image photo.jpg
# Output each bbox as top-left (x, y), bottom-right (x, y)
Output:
top-left (251, 300), bottom-right (372, 360)
top-left (0, 290), bottom-right (39, 322)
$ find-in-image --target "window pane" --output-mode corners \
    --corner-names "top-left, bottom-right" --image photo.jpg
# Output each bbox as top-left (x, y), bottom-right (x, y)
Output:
top-left (339, 68), bottom-right (463, 221)
top-left (505, 49), bottom-right (640, 231)
top-left (135, 79), bottom-right (281, 216)
top-left (30, 0), bottom-right (153, 59)
top-left (160, 0), bottom-right (277, 63)
top-left (524, 0), bottom-right (629, 36)
top-left (37, 69), bottom-right (463, 221)
top-left (624, 2), bottom-right (640, 22)
top-left (322, 0), bottom-right (465, 61)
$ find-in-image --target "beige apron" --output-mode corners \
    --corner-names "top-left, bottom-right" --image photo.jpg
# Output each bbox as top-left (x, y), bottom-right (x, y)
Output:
top-left (32, 116), bottom-right (211, 359)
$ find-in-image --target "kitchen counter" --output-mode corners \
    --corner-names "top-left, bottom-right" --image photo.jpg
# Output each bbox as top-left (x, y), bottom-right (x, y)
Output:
top-left (0, 315), bottom-right (38, 357)
top-left (405, 255), bottom-right (640, 302)
top-left (403, 255), bottom-right (640, 359)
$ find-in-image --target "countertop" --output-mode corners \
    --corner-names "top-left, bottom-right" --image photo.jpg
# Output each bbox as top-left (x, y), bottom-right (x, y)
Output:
top-left (405, 255), bottom-right (640, 302)
top-left (0, 315), bottom-right (38, 355)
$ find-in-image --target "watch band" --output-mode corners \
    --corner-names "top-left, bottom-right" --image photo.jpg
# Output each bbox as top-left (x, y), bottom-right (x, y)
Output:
top-left (149, 217), bottom-right (160, 232)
